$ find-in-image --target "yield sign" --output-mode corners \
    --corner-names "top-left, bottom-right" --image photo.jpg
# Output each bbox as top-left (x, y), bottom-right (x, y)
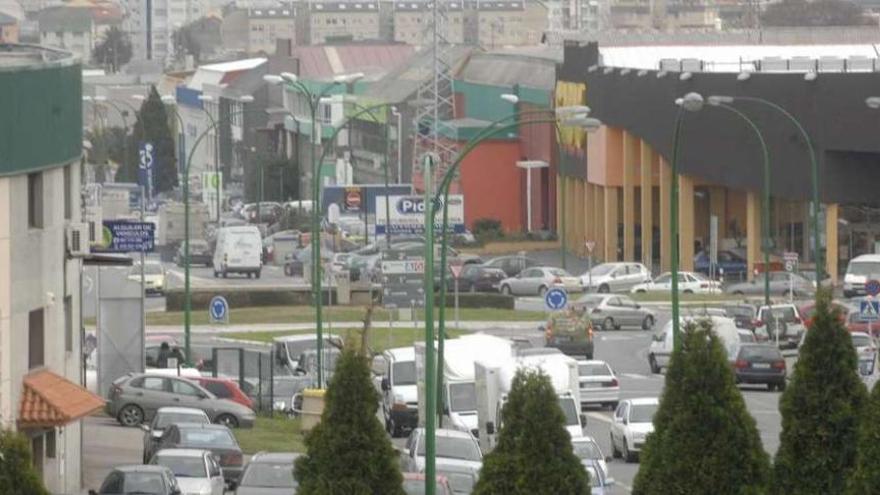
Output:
top-left (585, 240), bottom-right (596, 253)
top-left (450, 264), bottom-right (464, 279)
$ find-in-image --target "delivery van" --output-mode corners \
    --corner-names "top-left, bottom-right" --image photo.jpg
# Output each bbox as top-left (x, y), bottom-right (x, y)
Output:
top-left (213, 226), bottom-right (263, 278)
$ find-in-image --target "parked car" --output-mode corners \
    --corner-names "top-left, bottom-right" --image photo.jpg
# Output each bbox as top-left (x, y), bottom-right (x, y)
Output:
top-left (153, 423), bottom-right (244, 485)
top-left (571, 436), bottom-right (609, 480)
top-left (128, 261), bottom-right (166, 295)
top-left (379, 347), bottom-right (419, 438)
top-left (580, 262), bottom-right (651, 293)
top-left (576, 360), bottom-right (619, 410)
top-left (480, 255), bottom-right (539, 277)
top-left (694, 250), bottom-right (747, 278)
top-left (499, 267), bottom-right (582, 296)
top-left (584, 459), bottom-right (616, 495)
top-left (436, 463), bottom-right (479, 495)
top-left (401, 428), bottom-right (482, 474)
top-left (456, 264), bottom-right (507, 293)
top-left (800, 301), bottom-right (848, 329)
top-left (241, 202), bottom-right (282, 224)
top-left (738, 330), bottom-right (757, 343)
top-left (193, 376), bottom-right (254, 409)
top-left (544, 308), bottom-right (595, 359)
top-left (141, 406), bottom-right (211, 463)
top-left (722, 304), bottom-right (758, 330)
top-left (648, 316), bottom-right (740, 374)
top-left (725, 271), bottom-right (815, 298)
top-left (262, 230), bottom-right (302, 263)
top-left (733, 344), bottom-right (787, 391)
top-left (106, 373), bottom-right (256, 428)
top-left (754, 304), bottom-right (806, 349)
top-left (610, 398), bottom-right (659, 463)
top-left (573, 294), bottom-right (655, 331)
top-left (89, 465), bottom-right (180, 495)
top-left (232, 451), bottom-right (300, 494)
top-left (847, 311), bottom-right (880, 336)
top-left (150, 448), bottom-right (225, 495)
top-left (630, 271), bottom-right (721, 294)
top-left (175, 239), bottom-right (213, 267)
top-left (843, 254), bottom-right (880, 298)
top-left (402, 473), bottom-right (453, 495)
top-left (851, 331), bottom-right (878, 362)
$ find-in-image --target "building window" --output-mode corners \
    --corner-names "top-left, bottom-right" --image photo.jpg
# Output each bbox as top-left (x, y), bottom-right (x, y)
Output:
top-left (45, 430), bottom-right (56, 459)
top-left (63, 165), bottom-right (72, 220)
top-left (64, 296), bottom-right (73, 353)
top-left (29, 308), bottom-right (44, 370)
top-left (28, 173), bottom-right (43, 229)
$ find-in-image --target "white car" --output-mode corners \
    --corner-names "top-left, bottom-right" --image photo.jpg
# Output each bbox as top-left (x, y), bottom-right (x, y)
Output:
top-left (610, 398), bottom-right (659, 463)
top-left (499, 267), bottom-right (582, 296)
top-left (648, 316), bottom-right (740, 374)
top-left (576, 360), bottom-right (619, 410)
top-left (571, 436), bottom-right (609, 480)
top-left (150, 448), bottom-right (225, 495)
top-left (851, 332), bottom-right (877, 362)
top-left (843, 254), bottom-right (880, 298)
top-left (581, 262), bottom-right (652, 293)
top-left (630, 271), bottom-right (721, 294)
top-left (128, 261), bottom-right (166, 295)
top-left (755, 304), bottom-right (806, 349)
top-left (401, 428), bottom-right (482, 474)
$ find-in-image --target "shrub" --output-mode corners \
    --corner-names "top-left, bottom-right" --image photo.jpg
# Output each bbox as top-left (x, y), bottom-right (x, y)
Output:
top-left (0, 430), bottom-right (49, 495)
top-left (473, 218), bottom-right (504, 242)
top-left (849, 379), bottom-right (880, 493)
top-left (438, 292), bottom-right (515, 310)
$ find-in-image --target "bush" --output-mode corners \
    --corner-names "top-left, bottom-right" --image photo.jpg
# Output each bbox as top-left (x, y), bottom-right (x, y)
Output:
top-left (438, 292), bottom-right (515, 310)
top-left (294, 348), bottom-right (404, 495)
top-left (849, 379), bottom-right (880, 493)
top-left (0, 430), bottom-right (49, 495)
top-left (165, 288), bottom-right (313, 310)
top-left (474, 369), bottom-right (590, 495)
top-left (632, 320), bottom-right (770, 495)
top-left (772, 289), bottom-right (867, 494)
top-left (473, 218), bottom-right (504, 242)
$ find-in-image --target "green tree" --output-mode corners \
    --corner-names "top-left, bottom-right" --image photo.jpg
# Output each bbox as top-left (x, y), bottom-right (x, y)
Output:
top-left (773, 289), bottom-right (867, 494)
top-left (474, 369), bottom-right (589, 495)
top-left (761, 0), bottom-right (867, 26)
top-left (120, 87), bottom-right (179, 194)
top-left (92, 26), bottom-right (132, 73)
top-left (633, 320), bottom-right (770, 495)
top-left (294, 347), bottom-right (404, 495)
top-left (0, 430), bottom-right (49, 495)
top-left (85, 127), bottom-right (126, 183)
top-left (849, 380), bottom-right (880, 493)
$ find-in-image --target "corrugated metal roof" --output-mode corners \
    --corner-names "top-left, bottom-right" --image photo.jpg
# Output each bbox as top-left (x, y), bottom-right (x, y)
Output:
top-left (294, 44), bottom-right (415, 81)
top-left (364, 44), bottom-right (474, 102)
top-left (460, 52), bottom-right (556, 90)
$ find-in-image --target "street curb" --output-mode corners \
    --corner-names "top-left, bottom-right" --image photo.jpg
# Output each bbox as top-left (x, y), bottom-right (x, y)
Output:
top-left (211, 336), bottom-right (271, 347)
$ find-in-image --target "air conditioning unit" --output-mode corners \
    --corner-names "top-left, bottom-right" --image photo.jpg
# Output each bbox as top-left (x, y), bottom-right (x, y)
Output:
top-left (66, 223), bottom-right (91, 258)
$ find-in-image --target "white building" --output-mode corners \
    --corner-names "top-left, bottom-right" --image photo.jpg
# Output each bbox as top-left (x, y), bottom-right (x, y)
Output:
top-left (123, 0), bottom-right (208, 66)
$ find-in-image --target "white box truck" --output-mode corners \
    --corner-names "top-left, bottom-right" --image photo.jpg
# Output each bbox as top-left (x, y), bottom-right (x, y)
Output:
top-left (475, 349), bottom-right (584, 452)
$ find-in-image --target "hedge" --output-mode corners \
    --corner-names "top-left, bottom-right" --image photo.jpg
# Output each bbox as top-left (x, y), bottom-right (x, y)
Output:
top-left (439, 292), bottom-right (515, 310)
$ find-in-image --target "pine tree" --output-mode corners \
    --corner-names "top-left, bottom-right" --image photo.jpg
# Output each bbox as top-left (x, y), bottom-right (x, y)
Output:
top-left (773, 289), bottom-right (867, 494)
top-left (473, 369), bottom-right (590, 495)
top-left (849, 380), bottom-right (880, 493)
top-left (294, 348), bottom-right (404, 495)
top-left (632, 320), bottom-right (770, 495)
top-left (121, 86), bottom-right (178, 195)
top-left (92, 26), bottom-right (132, 73)
top-left (0, 430), bottom-right (49, 495)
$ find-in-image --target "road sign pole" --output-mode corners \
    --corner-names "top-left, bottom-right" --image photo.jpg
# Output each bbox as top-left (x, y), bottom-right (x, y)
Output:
top-left (140, 186), bottom-right (146, 368)
top-left (454, 277), bottom-right (460, 331)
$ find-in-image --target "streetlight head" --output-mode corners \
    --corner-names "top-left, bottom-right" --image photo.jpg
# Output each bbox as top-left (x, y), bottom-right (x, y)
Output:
top-left (866, 97), bottom-right (880, 110)
top-left (804, 72), bottom-right (818, 82)
top-left (82, 139), bottom-right (93, 150)
top-left (680, 92), bottom-right (704, 112)
top-left (679, 71), bottom-right (693, 81)
top-left (318, 96), bottom-right (333, 104)
top-left (263, 74), bottom-right (284, 85)
top-left (238, 95), bottom-right (255, 103)
top-left (280, 72), bottom-right (298, 83)
top-left (500, 93), bottom-right (519, 104)
top-left (562, 116), bottom-right (602, 132)
top-left (556, 105), bottom-right (591, 118)
top-left (391, 106), bottom-right (399, 114)
top-left (334, 72), bottom-right (365, 83)
top-left (160, 94), bottom-right (176, 103)
top-left (93, 95), bottom-right (107, 102)
top-left (197, 94), bottom-right (214, 102)
top-left (82, 96), bottom-right (93, 102)
top-left (737, 71), bottom-right (751, 81)
top-left (130, 95), bottom-right (144, 101)
top-left (707, 95), bottom-right (734, 107)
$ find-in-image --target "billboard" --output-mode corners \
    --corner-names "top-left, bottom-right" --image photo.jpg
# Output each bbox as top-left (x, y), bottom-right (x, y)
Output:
top-left (321, 184), bottom-right (413, 215)
top-left (375, 195), bottom-right (465, 235)
top-left (94, 221), bottom-right (156, 253)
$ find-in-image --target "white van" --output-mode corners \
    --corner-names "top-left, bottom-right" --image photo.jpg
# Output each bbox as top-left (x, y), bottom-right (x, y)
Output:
top-left (376, 347), bottom-right (418, 438)
top-left (213, 225), bottom-right (263, 278)
top-left (844, 254), bottom-right (880, 298)
top-left (647, 315), bottom-right (740, 373)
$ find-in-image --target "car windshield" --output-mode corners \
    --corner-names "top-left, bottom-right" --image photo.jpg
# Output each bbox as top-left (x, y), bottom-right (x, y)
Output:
top-left (630, 404), bottom-right (657, 423)
top-left (442, 471), bottom-right (476, 494)
top-left (849, 261), bottom-right (880, 277)
top-left (572, 440), bottom-right (602, 460)
top-left (762, 307), bottom-right (797, 322)
top-left (419, 437), bottom-right (480, 462)
top-left (155, 412), bottom-right (208, 429)
top-left (852, 334), bottom-right (873, 348)
top-left (448, 383), bottom-right (477, 412)
top-left (740, 346), bottom-right (781, 360)
top-left (578, 363), bottom-right (611, 377)
top-left (154, 456), bottom-right (206, 478)
top-left (549, 268), bottom-right (570, 277)
top-left (588, 264), bottom-right (615, 276)
top-left (393, 362), bottom-right (417, 386)
top-left (739, 332), bottom-right (756, 343)
top-left (403, 480), bottom-right (447, 495)
top-left (180, 429), bottom-right (237, 447)
top-left (691, 272), bottom-right (710, 281)
top-left (122, 473), bottom-right (167, 493)
top-left (240, 462), bottom-right (297, 488)
top-left (559, 398), bottom-right (579, 426)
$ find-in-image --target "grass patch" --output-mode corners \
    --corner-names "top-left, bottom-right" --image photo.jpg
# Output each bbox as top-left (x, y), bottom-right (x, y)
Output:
top-left (222, 326), bottom-right (467, 353)
top-left (630, 292), bottom-right (743, 302)
top-left (235, 416), bottom-right (305, 454)
top-left (144, 305), bottom-right (544, 326)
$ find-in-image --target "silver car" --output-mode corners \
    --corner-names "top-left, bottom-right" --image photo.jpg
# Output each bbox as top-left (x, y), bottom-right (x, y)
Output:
top-left (106, 373), bottom-right (256, 429)
top-left (141, 406), bottom-right (211, 463)
top-left (150, 448), bottom-right (226, 495)
top-left (233, 451), bottom-right (301, 494)
top-left (725, 271), bottom-right (815, 298)
top-left (573, 294), bottom-right (656, 331)
top-left (499, 267), bottom-right (582, 296)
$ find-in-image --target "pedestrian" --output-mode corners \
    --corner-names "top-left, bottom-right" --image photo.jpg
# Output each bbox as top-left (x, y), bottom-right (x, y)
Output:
top-left (157, 342), bottom-right (171, 368)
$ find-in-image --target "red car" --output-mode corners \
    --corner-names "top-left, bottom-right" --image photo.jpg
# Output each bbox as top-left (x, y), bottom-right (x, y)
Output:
top-left (798, 302), bottom-right (848, 330)
top-left (194, 377), bottom-right (254, 409)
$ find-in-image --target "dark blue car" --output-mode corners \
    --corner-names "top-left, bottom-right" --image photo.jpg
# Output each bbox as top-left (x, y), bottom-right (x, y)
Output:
top-left (694, 250), bottom-right (747, 278)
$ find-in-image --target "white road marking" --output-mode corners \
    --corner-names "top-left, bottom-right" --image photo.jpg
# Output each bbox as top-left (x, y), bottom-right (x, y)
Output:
top-left (599, 335), bottom-right (634, 342)
top-left (620, 373), bottom-right (659, 380)
top-left (586, 412), bottom-right (613, 424)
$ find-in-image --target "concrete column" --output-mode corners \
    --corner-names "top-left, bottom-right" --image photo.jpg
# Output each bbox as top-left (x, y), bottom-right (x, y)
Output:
top-left (746, 191), bottom-right (761, 281)
top-left (623, 132), bottom-right (638, 261)
top-left (679, 174), bottom-right (695, 272)
top-left (574, 180), bottom-right (585, 256)
top-left (605, 186), bottom-right (619, 262)
top-left (584, 182), bottom-right (594, 250)
top-left (826, 203), bottom-right (839, 284)
top-left (595, 186), bottom-right (605, 261)
top-left (659, 158), bottom-right (672, 272)
top-left (556, 175), bottom-right (562, 236)
top-left (710, 187), bottom-right (727, 239)
top-left (640, 140), bottom-right (653, 267)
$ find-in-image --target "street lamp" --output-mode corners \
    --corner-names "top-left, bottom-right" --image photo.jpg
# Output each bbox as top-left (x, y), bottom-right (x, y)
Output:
top-left (264, 71), bottom-right (364, 388)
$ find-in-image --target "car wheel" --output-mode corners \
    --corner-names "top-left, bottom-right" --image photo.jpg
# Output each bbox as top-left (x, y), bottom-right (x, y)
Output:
top-left (610, 434), bottom-right (621, 458)
top-left (602, 317), bottom-right (615, 332)
top-left (222, 271), bottom-right (228, 279)
top-left (683, 289), bottom-right (694, 294)
top-left (538, 285), bottom-right (548, 296)
top-left (256, 270), bottom-right (261, 279)
top-left (215, 414), bottom-right (239, 428)
top-left (213, 270), bottom-right (218, 278)
top-left (649, 354), bottom-right (660, 374)
top-left (642, 315), bottom-right (654, 330)
top-left (733, 290), bottom-right (744, 296)
top-left (623, 439), bottom-right (637, 463)
top-left (598, 284), bottom-right (610, 294)
top-left (777, 381), bottom-right (787, 392)
top-left (609, 401), bottom-right (619, 411)
top-left (636, 289), bottom-right (646, 293)
top-left (118, 404), bottom-right (144, 427)
top-left (501, 285), bottom-right (512, 296)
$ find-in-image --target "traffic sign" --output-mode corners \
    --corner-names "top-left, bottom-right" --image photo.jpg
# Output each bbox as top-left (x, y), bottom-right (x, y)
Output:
top-left (783, 252), bottom-right (799, 273)
top-left (138, 142), bottom-right (154, 200)
top-left (585, 240), bottom-right (596, 253)
top-left (449, 264), bottom-right (464, 279)
top-left (209, 296), bottom-right (229, 324)
top-left (867, 279), bottom-right (880, 297)
top-left (860, 299), bottom-right (880, 322)
top-left (545, 288), bottom-right (569, 311)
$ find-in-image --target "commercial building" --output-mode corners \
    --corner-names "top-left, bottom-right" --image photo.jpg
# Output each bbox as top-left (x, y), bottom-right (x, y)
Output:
top-left (222, 5), bottom-right (297, 55)
top-left (556, 41), bottom-right (880, 283)
top-left (393, 1), bottom-right (465, 45)
top-left (0, 44), bottom-right (103, 494)
top-left (0, 12), bottom-right (18, 43)
top-left (296, 0), bottom-right (381, 45)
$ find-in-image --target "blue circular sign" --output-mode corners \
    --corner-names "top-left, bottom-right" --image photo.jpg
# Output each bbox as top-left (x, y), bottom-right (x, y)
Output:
top-left (545, 288), bottom-right (569, 311)
top-left (209, 296), bottom-right (229, 322)
top-left (867, 280), bottom-right (880, 297)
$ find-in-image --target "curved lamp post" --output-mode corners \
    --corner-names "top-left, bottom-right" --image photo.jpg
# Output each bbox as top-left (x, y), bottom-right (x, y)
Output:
top-left (264, 71), bottom-right (364, 389)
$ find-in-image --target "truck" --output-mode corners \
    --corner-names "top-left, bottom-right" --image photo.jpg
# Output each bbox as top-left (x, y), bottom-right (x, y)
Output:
top-left (475, 349), bottom-right (584, 452)
top-left (414, 334), bottom-right (516, 436)
top-left (156, 201), bottom-right (209, 247)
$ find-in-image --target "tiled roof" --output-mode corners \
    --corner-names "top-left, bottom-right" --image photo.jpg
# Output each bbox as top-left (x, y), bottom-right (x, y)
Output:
top-left (19, 370), bottom-right (105, 428)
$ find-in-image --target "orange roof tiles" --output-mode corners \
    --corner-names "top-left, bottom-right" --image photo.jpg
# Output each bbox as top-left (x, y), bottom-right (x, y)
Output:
top-left (18, 370), bottom-right (105, 429)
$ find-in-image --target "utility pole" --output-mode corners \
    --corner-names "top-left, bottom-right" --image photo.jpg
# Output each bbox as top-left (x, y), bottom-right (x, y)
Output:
top-left (422, 153), bottom-right (437, 495)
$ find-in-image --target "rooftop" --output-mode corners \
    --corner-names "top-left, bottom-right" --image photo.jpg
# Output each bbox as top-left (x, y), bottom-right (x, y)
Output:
top-left (19, 370), bottom-right (105, 428)
top-left (0, 43), bottom-right (76, 70)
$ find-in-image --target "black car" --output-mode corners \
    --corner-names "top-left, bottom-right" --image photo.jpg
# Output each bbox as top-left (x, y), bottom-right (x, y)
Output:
top-left (723, 304), bottom-right (758, 330)
top-left (457, 264), bottom-right (507, 292)
top-left (175, 240), bottom-right (213, 267)
top-left (89, 465), bottom-right (180, 495)
top-left (153, 423), bottom-right (244, 484)
top-left (733, 344), bottom-right (787, 391)
top-left (482, 255), bottom-right (539, 278)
